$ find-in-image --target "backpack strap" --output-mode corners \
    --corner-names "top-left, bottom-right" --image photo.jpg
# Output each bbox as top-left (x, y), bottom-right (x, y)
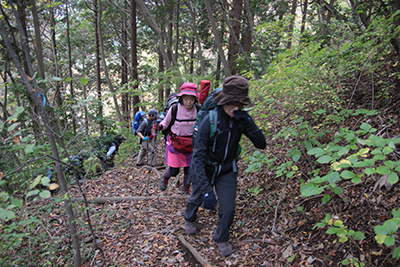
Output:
top-left (209, 108), bottom-right (218, 138)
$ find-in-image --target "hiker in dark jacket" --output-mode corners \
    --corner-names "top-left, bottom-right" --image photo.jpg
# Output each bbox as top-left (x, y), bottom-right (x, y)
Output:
top-left (136, 109), bottom-right (159, 167)
top-left (184, 75), bottom-right (266, 257)
top-left (65, 150), bottom-right (89, 181)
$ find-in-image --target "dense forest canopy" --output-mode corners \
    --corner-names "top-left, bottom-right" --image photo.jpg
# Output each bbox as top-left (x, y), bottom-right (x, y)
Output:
top-left (1, 0), bottom-right (400, 266)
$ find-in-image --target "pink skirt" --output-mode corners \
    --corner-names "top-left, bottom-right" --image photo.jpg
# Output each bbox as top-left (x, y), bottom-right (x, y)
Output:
top-left (164, 135), bottom-right (193, 168)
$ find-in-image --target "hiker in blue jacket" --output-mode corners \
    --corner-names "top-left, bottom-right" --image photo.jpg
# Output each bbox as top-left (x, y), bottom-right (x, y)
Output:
top-left (183, 75), bottom-right (266, 257)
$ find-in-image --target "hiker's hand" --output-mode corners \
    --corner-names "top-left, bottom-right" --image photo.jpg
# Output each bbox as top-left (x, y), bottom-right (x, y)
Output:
top-left (153, 123), bottom-right (162, 131)
top-left (102, 156), bottom-right (108, 162)
top-left (149, 135), bottom-right (154, 140)
top-left (233, 110), bottom-right (252, 126)
top-left (203, 192), bottom-right (217, 210)
top-left (143, 136), bottom-right (149, 141)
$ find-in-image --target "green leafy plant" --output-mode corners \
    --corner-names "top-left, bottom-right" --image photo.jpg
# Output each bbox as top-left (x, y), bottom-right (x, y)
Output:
top-left (248, 185), bottom-right (264, 196)
top-left (374, 208), bottom-right (400, 258)
top-left (300, 124), bottom-right (400, 200)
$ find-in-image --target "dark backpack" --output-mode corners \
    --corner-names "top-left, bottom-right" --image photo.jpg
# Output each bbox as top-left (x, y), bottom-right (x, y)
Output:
top-left (132, 111), bottom-right (146, 135)
top-left (164, 93), bottom-right (179, 114)
top-left (192, 88), bottom-right (222, 145)
top-left (162, 103), bottom-right (201, 137)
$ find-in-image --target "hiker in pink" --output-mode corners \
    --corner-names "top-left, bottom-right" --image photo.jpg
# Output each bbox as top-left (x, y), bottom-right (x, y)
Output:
top-left (155, 83), bottom-right (199, 195)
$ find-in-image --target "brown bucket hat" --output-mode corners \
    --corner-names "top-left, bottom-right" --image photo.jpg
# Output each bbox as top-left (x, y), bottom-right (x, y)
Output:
top-left (213, 75), bottom-right (251, 106)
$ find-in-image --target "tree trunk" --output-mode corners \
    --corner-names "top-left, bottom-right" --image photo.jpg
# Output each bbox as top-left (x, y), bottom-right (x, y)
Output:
top-left (184, 0), bottom-right (205, 75)
top-left (300, 0), bottom-right (308, 34)
top-left (174, 0), bottom-right (180, 65)
top-left (243, 0), bottom-right (266, 74)
top-left (94, 0), bottom-right (104, 134)
top-left (227, 0), bottom-right (242, 75)
top-left (286, 0), bottom-right (298, 49)
top-left (220, 0), bottom-right (258, 78)
top-left (51, 6), bottom-right (62, 108)
top-left (65, 1), bottom-right (76, 133)
top-left (204, 0), bottom-right (231, 77)
top-left (28, 0), bottom-right (45, 80)
top-left (136, 0), bottom-right (172, 69)
top-left (0, 10), bottom-right (82, 266)
top-left (159, 51), bottom-right (165, 106)
top-left (130, 0), bottom-right (140, 115)
top-left (121, 19), bottom-right (130, 125)
top-left (190, 37), bottom-right (194, 74)
top-left (97, 0), bottom-right (123, 123)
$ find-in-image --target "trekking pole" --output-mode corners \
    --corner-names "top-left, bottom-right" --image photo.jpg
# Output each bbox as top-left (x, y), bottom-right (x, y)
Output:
top-left (144, 125), bottom-right (159, 194)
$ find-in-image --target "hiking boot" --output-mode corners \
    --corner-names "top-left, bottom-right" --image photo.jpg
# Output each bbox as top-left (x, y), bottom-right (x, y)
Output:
top-left (159, 175), bottom-right (169, 191)
top-left (217, 242), bottom-right (232, 257)
top-left (184, 221), bottom-right (197, 234)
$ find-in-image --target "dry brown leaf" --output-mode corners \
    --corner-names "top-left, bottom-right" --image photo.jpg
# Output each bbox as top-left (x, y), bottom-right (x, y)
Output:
top-left (12, 136), bottom-right (20, 145)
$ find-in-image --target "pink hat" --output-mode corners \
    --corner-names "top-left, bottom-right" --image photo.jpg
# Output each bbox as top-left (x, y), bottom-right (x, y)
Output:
top-left (177, 83), bottom-right (198, 98)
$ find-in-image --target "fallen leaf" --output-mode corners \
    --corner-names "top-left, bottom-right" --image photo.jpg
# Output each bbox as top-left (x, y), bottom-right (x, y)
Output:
top-left (12, 136), bottom-right (20, 145)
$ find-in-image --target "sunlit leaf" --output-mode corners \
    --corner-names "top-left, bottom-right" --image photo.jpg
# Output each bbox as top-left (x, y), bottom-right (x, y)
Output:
top-left (10, 197), bottom-right (23, 208)
top-left (25, 144), bottom-right (35, 154)
top-left (376, 166), bottom-right (391, 175)
top-left (39, 190), bottom-right (51, 199)
top-left (384, 236), bottom-right (395, 247)
top-left (0, 209), bottom-right (15, 220)
top-left (340, 170), bottom-right (355, 179)
top-left (384, 220), bottom-right (398, 235)
top-left (26, 189), bottom-right (40, 198)
top-left (0, 192), bottom-right (9, 202)
top-left (317, 156), bottom-right (333, 164)
top-left (392, 247), bottom-right (400, 258)
top-left (388, 172), bottom-right (399, 185)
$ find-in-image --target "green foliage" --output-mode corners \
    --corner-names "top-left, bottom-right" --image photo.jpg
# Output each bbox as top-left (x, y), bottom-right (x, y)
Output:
top-left (314, 214), bottom-right (365, 253)
top-left (300, 123), bottom-right (400, 199)
top-left (374, 208), bottom-right (400, 259)
top-left (248, 185), bottom-right (264, 197)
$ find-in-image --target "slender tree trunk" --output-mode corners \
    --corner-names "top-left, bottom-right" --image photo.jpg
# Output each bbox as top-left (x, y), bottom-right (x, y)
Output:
top-left (174, 1), bottom-right (180, 65)
top-left (94, 0), bottom-right (104, 133)
top-left (219, 0), bottom-right (258, 78)
top-left (97, 0), bottom-right (123, 123)
top-left (226, 0), bottom-right (242, 75)
top-left (286, 0), bottom-right (298, 49)
top-left (136, 0), bottom-right (172, 69)
top-left (51, 6), bottom-right (63, 108)
top-left (159, 51), bottom-right (165, 107)
top-left (190, 37), bottom-right (194, 74)
top-left (300, 0), bottom-right (308, 34)
top-left (121, 19), bottom-right (130, 125)
top-left (184, 0), bottom-right (205, 75)
top-left (0, 9), bottom-right (82, 266)
top-left (204, 0), bottom-right (231, 77)
top-left (28, 0), bottom-right (45, 80)
top-left (243, 0), bottom-right (266, 74)
top-left (65, 1), bottom-right (76, 133)
top-left (130, 0), bottom-right (139, 115)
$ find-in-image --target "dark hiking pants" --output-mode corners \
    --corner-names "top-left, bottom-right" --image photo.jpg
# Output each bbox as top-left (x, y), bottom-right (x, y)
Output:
top-left (184, 171), bottom-right (237, 243)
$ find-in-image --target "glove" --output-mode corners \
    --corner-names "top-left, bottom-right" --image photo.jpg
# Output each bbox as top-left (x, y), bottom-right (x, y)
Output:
top-left (233, 110), bottom-right (252, 127)
top-left (153, 123), bottom-right (163, 131)
top-left (143, 136), bottom-right (149, 141)
top-left (203, 192), bottom-right (217, 210)
top-left (149, 134), bottom-right (154, 140)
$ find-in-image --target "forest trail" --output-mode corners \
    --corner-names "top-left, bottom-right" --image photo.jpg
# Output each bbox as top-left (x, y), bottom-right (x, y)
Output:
top-left (51, 131), bottom-right (399, 267)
